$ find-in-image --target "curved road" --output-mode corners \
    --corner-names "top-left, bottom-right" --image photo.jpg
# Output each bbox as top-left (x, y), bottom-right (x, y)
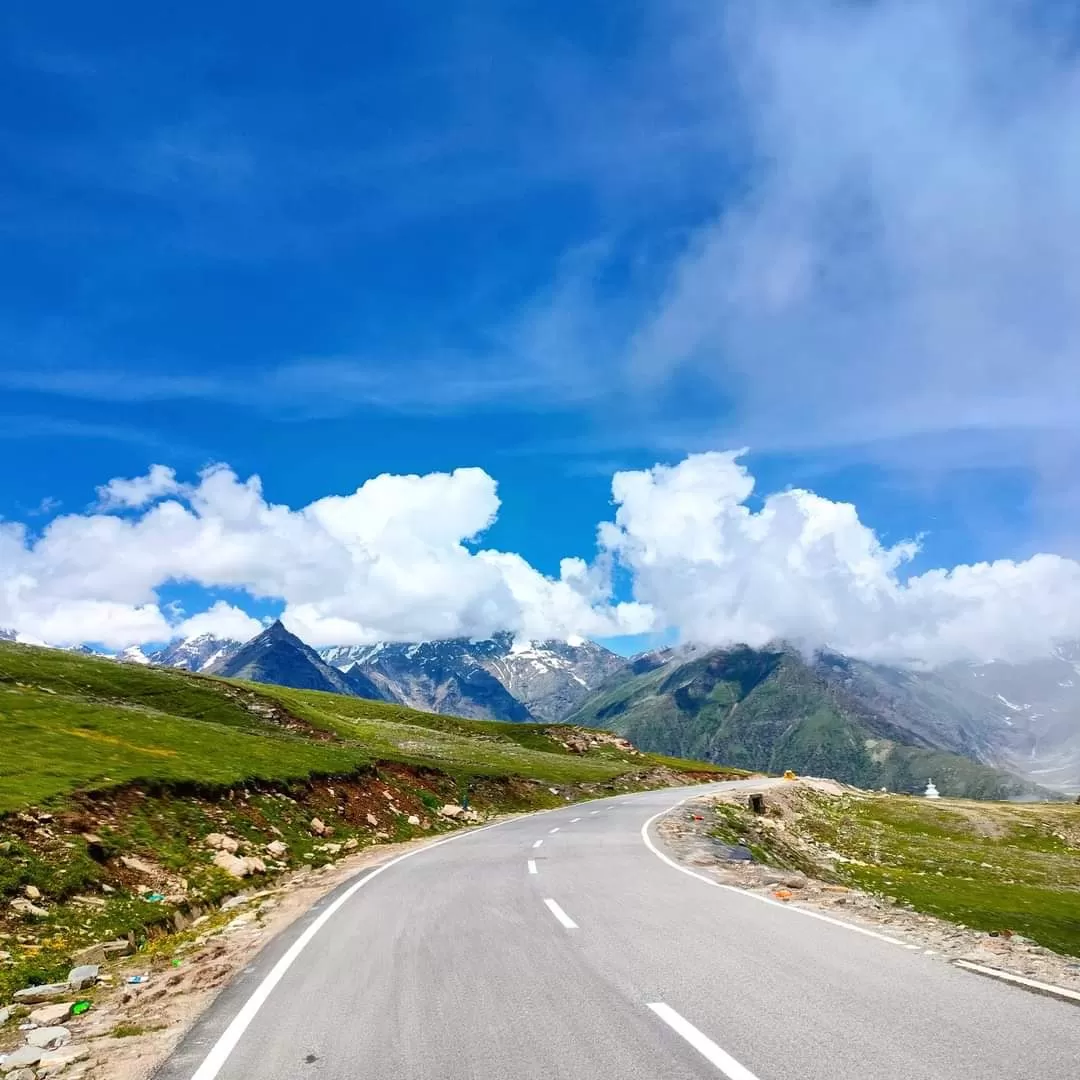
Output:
top-left (159, 781), bottom-right (1080, 1080)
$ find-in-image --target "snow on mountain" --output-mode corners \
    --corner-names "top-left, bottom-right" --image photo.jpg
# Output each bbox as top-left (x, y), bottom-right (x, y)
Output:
top-left (149, 633), bottom-right (243, 672)
top-left (119, 645), bottom-right (151, 665)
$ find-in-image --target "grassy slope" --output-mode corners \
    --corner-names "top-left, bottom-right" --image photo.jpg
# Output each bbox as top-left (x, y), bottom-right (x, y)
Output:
top-left (713, 791), bottom-right (1080, 957)
top-left (0, 640), bottom-right (719, 813)
top-left (569, 648), bottom-right (1053, 800)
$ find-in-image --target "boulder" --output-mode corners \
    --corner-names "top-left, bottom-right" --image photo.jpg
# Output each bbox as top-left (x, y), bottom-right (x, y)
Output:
top-left (26, 1025), bottom-right (70, 1049)
top-left (12, 984), bottom-right (69, 1005)
top-left (23, 885), bottom-right (41, 901)
top-left (212, 851), bottom-right (250, 879)
top-left (265, 840), bottom-right (288, 858)
top-left (439, 804), bottom-right (464, 819)
top-left (310, 818), bottom-right (328, 836)
top-left (462, 810), bottom-right (482, 824)
top-left (10, 898), bottom-right (47, 919)
top-left (407, 815), bottom-right (421, 826)
top-left (67, 964), bottom-right (99, 991)
top-left (27, 1002), bottom-right (73, 1027)
top-left (343, 838), bottom-right (358, 851)
top-left (205, 833), bottom-right (240, 853)
top-left (0, 1045), bottom-right (43, 1072)
top-left (36, 1043), bottom-right (90, 1073)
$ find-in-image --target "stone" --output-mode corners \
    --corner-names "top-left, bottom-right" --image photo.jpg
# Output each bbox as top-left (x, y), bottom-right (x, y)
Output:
top-left (10, 898), bottom-right (47, 919)
top-left (310, 818), bottom-right (327, 836)
top-left (212, 851), bottom-right (250, 879)
top-left (119, 854), bottom-right (157, 875)
top-left (0, 1006), bottom-right (10, 1025)
top-left (439, 804), bottom-right (464, 819)
top-left (26, 1025), bottom-right (70, 1049)
top-left (407, 815), bottom-right (421, 826)
top-left (67, 964), bottom-right (99, 991)
top-left (205, 833), bottom-right (239, 853)
top-left (27, 1002), bottom-right (73, 1026)
top-left (12, 984), bottom-right (69, 1005)
top-left (36, 1043), bottom-right (90, 1072)
top-left (462, 810), bottom-right (482, 824)
top-left (265, 840), bottom-right (288, 858)
top-left (343, 838), bottom-right (358, 851)
top-left (7, 1069), bottom-right (37, 1080)
top-left (365, 813), bottom-right (379, 827)
top-left (320, 843), bottom-right (342, 856)
top-left (243, 856), bottom-right (266, 875)
top-left (0, 1046), bottom-right (43, 1072)
top-left (23, 885), bottom-right (41, 901)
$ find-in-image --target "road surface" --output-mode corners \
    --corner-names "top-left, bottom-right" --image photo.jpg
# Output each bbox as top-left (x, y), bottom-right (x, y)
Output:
top-left (160, 781), bottom-right (1080, 1080)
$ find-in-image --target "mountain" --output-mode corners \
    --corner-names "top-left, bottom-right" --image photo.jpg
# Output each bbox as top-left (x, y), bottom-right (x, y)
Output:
top-left (149, 632), bottom-right (243, 673)
top-left (208, 621), bottom-right (388, 700)
top-left (567, 643), bottom-right (1063, 800)
top-left (119, 645), bottom-right (151, 665)
top-left (319, 633), bottom-right (624, 722)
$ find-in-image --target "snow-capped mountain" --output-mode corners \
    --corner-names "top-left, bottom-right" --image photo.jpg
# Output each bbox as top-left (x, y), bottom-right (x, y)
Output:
top-left (320, 633), bottom-right (625, 722)
top-left (119, 645), bottom-right (152, 665)
top-left (0, 627), bottom-right (48, 646)
top-left (148, 633), bottom-right (243, 672)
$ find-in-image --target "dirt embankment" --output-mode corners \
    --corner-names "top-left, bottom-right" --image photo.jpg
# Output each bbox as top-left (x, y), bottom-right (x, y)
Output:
top-left (658, 780), bottom-right (1080, 994)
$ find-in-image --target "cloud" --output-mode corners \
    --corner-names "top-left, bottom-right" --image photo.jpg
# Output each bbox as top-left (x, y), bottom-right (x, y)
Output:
top-left (1, 463), bottom-right (651, 649)
top-left (601, 452), bottom-right (1080, 664)
top-left (96, 464), bottom-right (185, 509)
top-left (173, 601), bottom-right (264, 643)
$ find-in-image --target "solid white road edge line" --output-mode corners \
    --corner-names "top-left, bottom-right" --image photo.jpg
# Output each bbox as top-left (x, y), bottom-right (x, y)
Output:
top-left (647, 1003), bottom-right (760, 1080)
top-left (543, 897), bottom-right (579, 929)
top-left (532, 839), bottom-right (544, 849)
top-left (640, 800), bottom-right (918, 951)
top-left (189, 816), bottom-right (528, 1080)
top-left (954, 960), bottom-right (1080, 1005)
top-left (528, 860), bottom-right (538, 875)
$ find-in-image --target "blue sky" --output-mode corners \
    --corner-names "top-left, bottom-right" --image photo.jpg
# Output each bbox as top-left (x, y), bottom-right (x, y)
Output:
top-left (3, 1), bottom-right (1080, 659)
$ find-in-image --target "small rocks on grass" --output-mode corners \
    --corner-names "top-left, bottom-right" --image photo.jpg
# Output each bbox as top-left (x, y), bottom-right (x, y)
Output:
top-left (26, 1025), bottom-right (70, 1049)
top-left (265, 840), bottom-right (288, 858)
top-left (310, 818), bottom-right (328, 836)
top-left (9, 898), bottom-right (47, 919)
top-left (22, 885), bottom-right (41, 901)
top-left (439, 804), bottom-right (464, 819)
top-left (205, 833), bottom-right (240, 854)
top-left (407, 815), bottom-right (421, 826)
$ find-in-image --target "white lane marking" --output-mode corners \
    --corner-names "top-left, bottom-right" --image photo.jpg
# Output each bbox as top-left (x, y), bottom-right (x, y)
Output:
top-left (190, 817), bottom-right (534, 1080)
top-left (543, 897), bottom-right (579, 929)
top-left (549, 827), bottom-right (560, 834)
top-left (954, 960), bottom-right (1080, 1005)
top-left (647, 1003), bottom-right (760, 1079)
top-left (571, 817), bottom-right (581, 823)
top-left (532, 839), bottom-right (544, 849)
top-left (590, 810), bottom-right (600, 815)
top-left (640, 802), bottom-right (918, 951)
top-left (528, 860), bottom-right (538, 875)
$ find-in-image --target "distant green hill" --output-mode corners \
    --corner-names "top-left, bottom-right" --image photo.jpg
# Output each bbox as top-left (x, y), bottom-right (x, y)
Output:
top-left (567, 645), bottom-right (1057, 800)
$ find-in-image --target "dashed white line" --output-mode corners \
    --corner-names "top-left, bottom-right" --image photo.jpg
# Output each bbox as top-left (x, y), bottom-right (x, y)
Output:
top-left (590, 810), bottom-right (600, 815)
top-left (532, 839), bottom-right (543, 849)
top-left (528, 860), bottom-right (538, 875)
top-left (549, 827), bottom-right (560, 834)
top-left (640, 801), bottom-right (918, 950)
top-left (570, 817), bottom-right (581, 823)
top-left (543, 898), bottom-right (578, 929)
top-left (648, 1003), bottom-right (760, 1079)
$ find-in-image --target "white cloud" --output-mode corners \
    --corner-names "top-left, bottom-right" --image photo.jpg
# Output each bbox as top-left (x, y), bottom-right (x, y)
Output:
top-left (0, 463), bottom-right (650, 649)
top-left (173, 601), bottom-right (264, 643)
top-left (601, 452), bottom-right (1080, 665)
top-left (96, 464), bottom-right (185, 509)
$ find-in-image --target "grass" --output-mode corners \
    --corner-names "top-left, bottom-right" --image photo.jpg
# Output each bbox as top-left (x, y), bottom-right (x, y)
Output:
top-left (714, 789), bottom-right (1080, 957)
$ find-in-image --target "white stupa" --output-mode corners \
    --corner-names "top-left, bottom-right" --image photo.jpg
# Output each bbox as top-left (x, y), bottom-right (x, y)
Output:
top-left (924, 778), bottom-right (941, 799)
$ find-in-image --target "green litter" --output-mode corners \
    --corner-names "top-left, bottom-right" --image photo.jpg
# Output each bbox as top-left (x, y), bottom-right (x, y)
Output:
top-left (71, 1000), bottom-right (92, 1016)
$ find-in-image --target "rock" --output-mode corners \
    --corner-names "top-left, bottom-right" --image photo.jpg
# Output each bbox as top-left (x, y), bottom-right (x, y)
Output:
top-left (119, 854), bottom-right (157, 875)
top-left (407, 815), bottom-right (421, 826)
top-left (310, 818), bottom-right (327, 836)
top-left (265, 840), bottom-right (288, 858)
top-left (321, 843), bottom-right (342, 856)
top-left (439, 804), bottom-right (464, 819)
top-left (36, 1043), bottom-right (90, 1072)
top-left (26, 1025), bottom-right (70, 1049)
top-left (778, 874), bottom-right (808, 889)
top-left (343, 838), bottom-right (358, 851)
top-left (243, 856), bottom-right (266, 874)
top-left (12, 984), bottom-right (69, 1005)
top-left (67, 964), bottom-right (99, 991)
top-left (23, 885), bottom-right (41, 901)
top-left (212, 851), bottom-right (250, 879)
top-left (0, 1046), bottom-right (43, 1072)
top-left (374, 831), bottom-right (390, 840)
top-left (365, 813), bottom-right (379, 827)
top-left (28, 1003), bottom-right (73, 1026)
top-left (10, 898), bottom-right (48, 919)
top-left (205, 833), bottom-right (240, 853)
top-left (462, 810), bottom-right (482, 824)
top-left (0, 1006), bottom-right (10, 1025)
top-left (7, 1069), bottom-right (37, 1080)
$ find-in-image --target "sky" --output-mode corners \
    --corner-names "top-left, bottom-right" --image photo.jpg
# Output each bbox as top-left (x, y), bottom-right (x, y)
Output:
top-left (3, 0), bottom-right (1080, 663)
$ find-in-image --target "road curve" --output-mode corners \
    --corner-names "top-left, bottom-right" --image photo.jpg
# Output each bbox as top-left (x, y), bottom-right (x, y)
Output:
top-left (159, 781), bottom-right (1080, 1080)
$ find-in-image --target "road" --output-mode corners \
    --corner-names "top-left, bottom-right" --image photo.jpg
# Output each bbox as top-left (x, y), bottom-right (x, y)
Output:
top-left (160, 780), bottom-right (1080, 1080)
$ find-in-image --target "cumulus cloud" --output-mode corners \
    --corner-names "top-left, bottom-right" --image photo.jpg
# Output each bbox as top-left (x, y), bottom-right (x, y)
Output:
top-left (97, 464), bottom-right (185, 509)
top-left (0, 463), bottom-right (651, 649)
top-left (601, 452), bottom-right (1080, 664)
top-left (173, 601), bottom-right (265, 643)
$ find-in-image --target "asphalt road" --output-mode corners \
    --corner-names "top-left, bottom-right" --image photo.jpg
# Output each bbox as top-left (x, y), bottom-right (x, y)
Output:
top-left (160, 781), bottom-right (1080, 1080)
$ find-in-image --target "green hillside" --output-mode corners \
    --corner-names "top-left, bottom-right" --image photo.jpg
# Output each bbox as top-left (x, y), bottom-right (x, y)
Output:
top-left (568, 646), bottom-right (1055, 800)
